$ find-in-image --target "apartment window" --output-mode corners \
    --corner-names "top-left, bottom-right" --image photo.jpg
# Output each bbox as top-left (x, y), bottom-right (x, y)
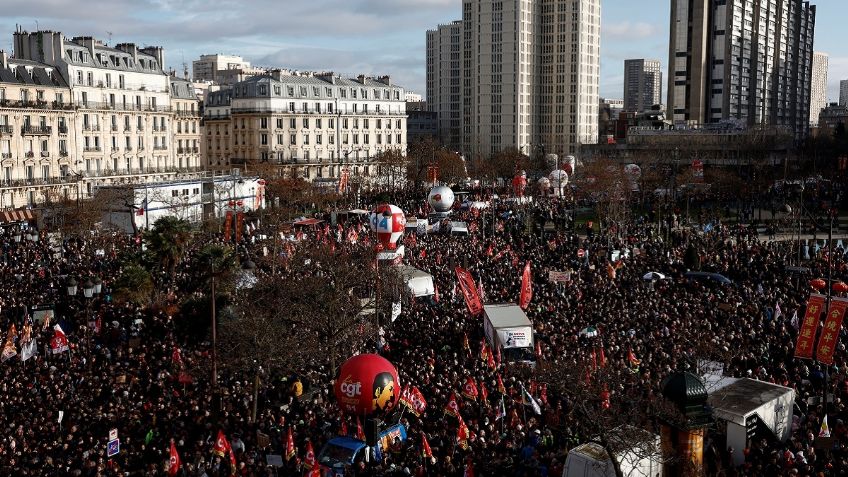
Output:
top-left (302, 134), bottom-right (310, 145)
top-left (277, 134), bottom-right (284, 145)
top-left (3, 167), bottom-right (11, 184)
top-left (86, 72), bottom-right (93, 86)
top-left (112, 157), bottom-right (119, 171)
top-left (353, 134), bottom-right (359, 145)
top-left (343, 118), bottom-right (349, 129)
top-left (315, 103), bottom-right (321, 113)
top-left (329, 135), bottom-right (335, 145)
top-left (276, 118), bottom-right (284, 129)
top-left (40, 139), bottom-right (48, 152)
top-left (137, 117), bottom-right (143, 130)
top-left (363, 119), bottom-right (369, 129)
top-left (340, 89), bottom-right (347, 98)
top-left (290, 134), bottom-right (296, 145)
top-left (260, 118), bottom-right (268, 129)
top-left (329, 118), bottom-right (335, 129)
top-left (290, 118), bottom-right (296, 128)
top-left (364, 134), bottom-right (369, 145)
top-left (396, 120), bottom-right (402, 129)
top-left (303, 118), bottom-right (309, 129)
top-left (316, 134), bottom-right (322, 145)
top-left (396, 134), bottom-right (401, 144)
top-left (316, 119), bottom-right (322, 129)
top-left (328, 103), bottom-right (334, 113)
top-left (76, 71), bottom-right (83, 85)
top-left (353, 119), bottom-right (359, 129)
top-left (59, 139), bottom-right (67, 154)
top-left (261, 134), bottom-right (268, 145)
top-left (119, 75), bottom-right (125, 89)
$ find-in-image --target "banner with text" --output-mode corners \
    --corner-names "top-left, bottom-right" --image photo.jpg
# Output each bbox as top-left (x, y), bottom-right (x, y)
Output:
top-left (795, 294), bottom-right (826, 359)
top-left (816, 297), bottom-right (848, 365)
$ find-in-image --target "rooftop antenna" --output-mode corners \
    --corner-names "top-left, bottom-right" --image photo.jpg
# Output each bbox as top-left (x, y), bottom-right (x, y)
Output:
top-left (35, 20), bottom-right (39, 31)
top-left (106, 31), bottom-right (113, 44)
top-left (181, 50), bottom-right (188, 79)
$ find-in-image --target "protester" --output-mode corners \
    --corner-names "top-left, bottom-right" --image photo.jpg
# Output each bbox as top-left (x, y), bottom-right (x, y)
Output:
top-left (0, 183), bottom-right (845, 477)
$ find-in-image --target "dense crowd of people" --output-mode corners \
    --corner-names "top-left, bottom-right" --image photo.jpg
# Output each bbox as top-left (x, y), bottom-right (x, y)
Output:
top-left (0, 183), bottom-right (846, 477)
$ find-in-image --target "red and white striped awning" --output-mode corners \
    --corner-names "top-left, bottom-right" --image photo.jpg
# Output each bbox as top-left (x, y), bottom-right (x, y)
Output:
top-left (0, 209), bottom-right (35, 223)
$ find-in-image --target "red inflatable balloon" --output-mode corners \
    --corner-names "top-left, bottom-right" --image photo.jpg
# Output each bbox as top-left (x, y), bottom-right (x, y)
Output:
top-left (810, 278), bottom-right (827, 290)
top-left (334, 354), bottom-right (400, 416)
top-left (833, 282), bottom-right (848, 293)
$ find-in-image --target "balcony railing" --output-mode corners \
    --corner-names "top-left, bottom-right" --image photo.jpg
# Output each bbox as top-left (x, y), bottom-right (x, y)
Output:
top-left (25, 151), bottom-right (34, 158)
top-left (176, 110), bottom-right (199, 117)
top-left (126, 146), bottom-right (133, 151)
top-left (177, 148), bottom-right (185, 154)
top-left (0, 125), bottom-right (12, 134)
top-left (0, 99), bottom-right (75, 111)
top-left (111, 125), bottom-right (119, 131)
top-left (76, 101), bottom-right (173, 113)
top-left (58, 125), bottom-right (68, 134)
top-left (153, 146), bottom-right (168, 151)
top-left (1, 153), bottom-right (12, 159)
top-left (60, 151), bottom-right (68, 157)
top-left (83, 146), bottom-right (102, 152)
top-left (82, 125), bottom-right (100, 132)
top-left (41, 151), bottom-right (50, 158)
top-left (21, 125), bottom-right (52, 135)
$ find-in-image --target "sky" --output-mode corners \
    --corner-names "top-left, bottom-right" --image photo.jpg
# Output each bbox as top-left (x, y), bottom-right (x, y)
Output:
top-left (1, 0), bottom-right (845, 102)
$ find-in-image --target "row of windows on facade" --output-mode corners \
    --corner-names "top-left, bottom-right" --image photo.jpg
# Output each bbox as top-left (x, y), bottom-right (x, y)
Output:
top-left (73, 69), bottom-right (165, 92)
top-left (254, 148), bottom-right (399, 163)
top-left (0, 154), bottom-right (193, 185)
top-left (257, 117), bottom-right (403, 130)
top-left (245, 84), bottom-right (402, 101)
top-left (68, 49), bottom-right (159, 72)
top-left (0, 88), bottom-right (63, 103)
top-left (212, 132), bottom-right (404, 148)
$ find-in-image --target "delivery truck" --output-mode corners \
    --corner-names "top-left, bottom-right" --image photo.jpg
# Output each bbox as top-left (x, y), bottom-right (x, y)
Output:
top-left (483, 304), bottom-right (536, 366)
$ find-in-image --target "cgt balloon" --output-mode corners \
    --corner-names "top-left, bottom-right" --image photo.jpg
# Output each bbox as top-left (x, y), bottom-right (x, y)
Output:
top-left (334, 354), bottom-right (400, 416)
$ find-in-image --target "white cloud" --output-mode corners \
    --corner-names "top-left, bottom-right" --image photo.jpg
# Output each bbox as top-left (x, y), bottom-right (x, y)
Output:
top-left (603, 21), bottom-right (660, 41)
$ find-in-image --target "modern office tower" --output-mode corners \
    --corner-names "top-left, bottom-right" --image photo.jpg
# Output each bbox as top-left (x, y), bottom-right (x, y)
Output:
top-left (810, 52), bottom-right (828, 125)
top-left (426, 21), bottom-right (462, 150)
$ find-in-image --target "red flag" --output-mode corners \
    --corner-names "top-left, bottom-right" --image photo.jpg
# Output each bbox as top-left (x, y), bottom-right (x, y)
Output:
top-left (444, 392), bottom-right (461, 417)
top-left (304, 441), bottom-right (316, 469)
top-left (419, 248), bottom-right (426, 259)
top-left (465, 462), bottom-right (476, 477)
top-left (356, 417), bottom-right (366, 441)
top-left (627, 347), bottom-right (641, 367)
top-left (462, 377), bottom-right (479, 401)
top-left (540, 383), bottom-right (548, 405)
top-left (480, 382), bottom-right (489, 403)
top-left (50, 324), bottom-right (69, 354)
top-left (457, 415), bottom-right (470, 449)
top-left (496, 345), bottom-right (502, 366)
top-left (519, 261), bottom-right (532, 309)
top-left (172, 346), bottom-right (183, 367)
top-left (94, 315), bottom-right (102, 335)
top-left (535, 341), bottom-right (542, 360)
top-left (399, 386), bottom-right (428, 417)
top-left (816, 297), bottom-right (848, 365)
top-left (285, 427), bottom-right (296, 461)
top-left (434, 284), bottom-right (440, 303)
top-left (590, 349), bottom-right (598, 372)
top-left (307, 467), bottom-right (322, 477)
top-left (497, 374), bottom-right (506, 395)
top-left (480, 340), bottom-right (489, 362)
top-left (455, 267), bottom-right (484, 316)
top-left (168, 441), bottom-right (181, 477)
top-left (340, 420), bottom-right (348, 436)
top-left (796, 294), bottom-right (826, 359)
top-left (463, 333), bottom-right (470, 355)
top-left (422, 433), bottom-right (433, 459)
top-left (213, 430), bottom-right (229, 458)
top-left (598, 347), bottom-right (606, 368)
top-left (486, 347), bottom-right (496, 369)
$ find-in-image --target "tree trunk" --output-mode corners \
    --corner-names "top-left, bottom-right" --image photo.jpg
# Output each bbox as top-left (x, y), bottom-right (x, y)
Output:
top-left (251, 371), bottom-right (260, 423)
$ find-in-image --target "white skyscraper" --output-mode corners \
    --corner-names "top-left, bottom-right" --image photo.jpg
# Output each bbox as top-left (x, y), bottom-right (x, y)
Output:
top-left (810, 52), bottom-right (828, 125)
top-left (428, 0), bottom-right (600, 160)
top-left (426, 21), bottom-right (462, 150)
top-left (840, 79), bottom-right (848, 107)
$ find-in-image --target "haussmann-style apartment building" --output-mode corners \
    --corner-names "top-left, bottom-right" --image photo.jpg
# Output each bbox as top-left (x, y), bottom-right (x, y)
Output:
top-left (0, 29), bottom-right (202, 210)
top-left (203, 71), bottom-right (408, 182)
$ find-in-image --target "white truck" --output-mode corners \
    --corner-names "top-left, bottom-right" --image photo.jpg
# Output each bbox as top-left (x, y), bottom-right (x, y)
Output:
top-left (483, 304), bottom-right (536, 365)
top-left (395, 264), bottom-right (435, 298)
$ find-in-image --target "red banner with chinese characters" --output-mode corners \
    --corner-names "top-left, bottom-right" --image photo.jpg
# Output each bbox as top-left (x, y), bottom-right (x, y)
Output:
top-left (815, 297), bottom-right (848, 365)
top-left (235, 211), bottom-right (244, 242)
top-left (224, 211), bottom-right (233, 242)
top-left (795, 294), bottom-right (826, 359)
top-left (455, 267), bottom-right (483, 317)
